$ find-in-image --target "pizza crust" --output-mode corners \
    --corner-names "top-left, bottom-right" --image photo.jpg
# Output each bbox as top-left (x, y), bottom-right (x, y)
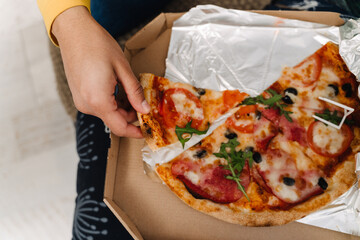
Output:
top-left (137, 73), bottom-right (167, 150)
top-left (137, 73), bottom-right (248, 150)
top-left (137, 113), bottom-right (166, 150)
top-left (155, 154), bottom-right (357, 226)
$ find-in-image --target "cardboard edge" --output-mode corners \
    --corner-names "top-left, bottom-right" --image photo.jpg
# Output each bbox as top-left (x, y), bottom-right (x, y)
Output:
top-left (130, 28), bottom-right (173, 77)
top-left (125, 13), bottom-right (167, 57)
top-left (252, 10), bottom-right (344, 26)
top-left (104, 197), bottom-right (144, 240)
top-left (104, 134), bottom-right (143, 240)
top-left (164, 12), bottom-right (184, 29)
top-left (124, 12), bottom-right (184, 59)
top-left (104, 133), bottom-right (119, 201)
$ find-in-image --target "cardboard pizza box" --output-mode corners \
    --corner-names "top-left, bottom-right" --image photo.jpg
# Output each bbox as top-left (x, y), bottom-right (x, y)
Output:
top-left (104, 10), bottom-right (360, 240)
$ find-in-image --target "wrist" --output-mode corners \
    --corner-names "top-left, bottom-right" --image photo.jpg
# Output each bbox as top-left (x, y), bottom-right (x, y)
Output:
top-left (52, 6), bottom-right (92, 45)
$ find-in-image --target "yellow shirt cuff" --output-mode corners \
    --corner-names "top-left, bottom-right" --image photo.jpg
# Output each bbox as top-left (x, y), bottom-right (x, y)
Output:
top-left (37, 0), bottom-right (91, 46)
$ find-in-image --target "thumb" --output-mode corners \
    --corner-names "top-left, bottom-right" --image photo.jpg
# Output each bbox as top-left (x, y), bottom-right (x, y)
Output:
top-left (114, 58), bottom-right (150, 114)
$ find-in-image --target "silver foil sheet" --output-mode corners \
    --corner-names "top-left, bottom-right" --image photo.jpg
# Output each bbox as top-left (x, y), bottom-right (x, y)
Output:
top-left (142, 5), bottom-right (360, 235)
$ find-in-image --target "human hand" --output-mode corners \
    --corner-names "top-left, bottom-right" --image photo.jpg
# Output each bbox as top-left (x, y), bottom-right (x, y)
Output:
top-left (52, 6), bottom-right (150, 138)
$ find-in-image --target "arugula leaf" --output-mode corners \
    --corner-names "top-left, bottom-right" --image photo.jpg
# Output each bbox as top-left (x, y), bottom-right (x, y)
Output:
top-left (244, 149), bottom-right (254, 168)
top-left (175, 120), bottom-right (209, 148)
top-left (241, 89), bottom-right (293, 122)
top-left (213, 139), bottom-right (253, 201)
top-left (315, 109), bottom-right (353, 126)
top-left (262, 89), bottom-right (283, 106)
top-left (241, 96), bottom-right (261, 105)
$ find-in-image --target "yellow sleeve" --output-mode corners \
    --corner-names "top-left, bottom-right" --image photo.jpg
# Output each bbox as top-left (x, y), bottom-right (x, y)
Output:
top-left (37, 0), bottom-right (91, 46)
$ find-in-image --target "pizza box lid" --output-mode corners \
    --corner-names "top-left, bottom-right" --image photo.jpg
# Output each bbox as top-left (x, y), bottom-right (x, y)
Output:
top-left (104, 10), bottom-right (359, 240)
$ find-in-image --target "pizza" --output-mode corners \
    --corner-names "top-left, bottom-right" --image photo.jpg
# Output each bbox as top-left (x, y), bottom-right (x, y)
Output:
top-left (137, 73), bottom-right (248, 150)
top-left (138, 42), bottom-right (360, 226)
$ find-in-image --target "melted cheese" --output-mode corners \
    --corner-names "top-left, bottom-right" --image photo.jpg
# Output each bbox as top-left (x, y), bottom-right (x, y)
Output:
top-left (320, 67), bottom-right (341, 83)
top-left (234, 119), bottom-right (252, 127)
top-left (284, 66), bottom-right (341, 110)
top-left (278, 139), bottom-right (316, 171)
top-left (257, 136), bottom-right (322, 203)
top-left (267, 196), bottom-right (281, 206)
top-left (254, 118), bottom-right (272, 138)
top-left (276, 185), bottom-right (298, 202)
top-left (288, 107), bottom-right (313, 123)
top-left (183, 148), bottom-right (224, 166)
top-left (259, 153), bottom-right (300, 202)
top-left (312, 123), bottom-right (345, 154)
top-left (171, 92), bottom-right (204, 119)
top-left (184, 171), bottom-right (200, 185)
top-left (302, 95), bottom-right (323, 109)
top-left (204, 154), bottom-right (223, 165)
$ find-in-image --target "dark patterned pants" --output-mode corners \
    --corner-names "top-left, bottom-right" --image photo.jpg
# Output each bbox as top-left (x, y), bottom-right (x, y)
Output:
top-left (72, 112), bottom-right (132, 240)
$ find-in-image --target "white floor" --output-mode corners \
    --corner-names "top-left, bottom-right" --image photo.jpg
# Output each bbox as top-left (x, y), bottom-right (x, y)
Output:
top-left (0, 0), bottom-right (78, 239)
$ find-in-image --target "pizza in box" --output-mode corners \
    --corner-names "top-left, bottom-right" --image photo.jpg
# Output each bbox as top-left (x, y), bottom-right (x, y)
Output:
top-left (137, 42), bottom-right (360, 226)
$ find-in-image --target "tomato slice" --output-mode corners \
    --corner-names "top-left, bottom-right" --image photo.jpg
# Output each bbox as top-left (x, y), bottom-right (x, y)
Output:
top-left (226, 105), bottom-right (255, 133)
top-left (223, 90), bottom-right (247, 110)
top-left (307, 121), bottom-right (353, 157)
top-left (160, 88), bottom-right (204, 129)
top-left (293, 53), bottom-right (322, 86)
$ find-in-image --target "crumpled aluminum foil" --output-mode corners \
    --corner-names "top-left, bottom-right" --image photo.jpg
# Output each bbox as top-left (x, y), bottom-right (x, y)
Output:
top-left (142, 4), bottom-right (360, 235)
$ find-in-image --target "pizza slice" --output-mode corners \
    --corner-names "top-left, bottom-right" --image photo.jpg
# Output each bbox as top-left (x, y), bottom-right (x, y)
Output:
top-left (152, 42), bottom-right (360, 226)
top-left (137, 73), bottom-right (248, 150)
top-left (269, 42), bottom-right (359, 111)
top-left (241, 41), bottom-right (360, 171)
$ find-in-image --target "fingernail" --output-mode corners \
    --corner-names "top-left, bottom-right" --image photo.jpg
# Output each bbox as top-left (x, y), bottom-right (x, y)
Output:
top-left (142, 100), bottom-right (151, 113)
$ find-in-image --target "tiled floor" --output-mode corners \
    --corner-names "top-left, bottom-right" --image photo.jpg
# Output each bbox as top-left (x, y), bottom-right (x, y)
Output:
top-left (0, 0), bottom-right (78, 239)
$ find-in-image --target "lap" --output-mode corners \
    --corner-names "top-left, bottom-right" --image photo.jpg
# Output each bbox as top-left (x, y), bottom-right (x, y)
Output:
top-left (72, 112), bottom-right (132, 240)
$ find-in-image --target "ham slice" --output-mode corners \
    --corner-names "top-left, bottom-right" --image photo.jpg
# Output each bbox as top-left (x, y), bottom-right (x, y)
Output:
top-left (255, 149), bottom-right (324, 204)
top-left (172, 158), bottom-right (250, 203)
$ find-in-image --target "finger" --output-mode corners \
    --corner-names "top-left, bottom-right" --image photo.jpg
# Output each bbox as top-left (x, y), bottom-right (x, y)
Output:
top-left (117, 108), bottom-right (138, 123)
top-left (103, 110), bottom-right (143, 138)
top-left (113, 57), bottom-right (150, 114)
top-left (94, 93), bottom-right (141, 136)
top-left (103, 87), bottom-right (138, 123)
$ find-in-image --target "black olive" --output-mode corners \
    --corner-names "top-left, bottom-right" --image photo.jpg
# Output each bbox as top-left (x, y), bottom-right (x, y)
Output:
top-left (255, 111), bottom-right (262, 120)
top-left (194, 149), bottom-right (207, 159)
top-left (342, 83), bottom-right (353, 98)
top-left (283, 177), bottom-right (295, 186)
top-left (328, 84), bottom-right (339, 96)
top-left (282, 95), bottom-right (294, 104)
top-left (197, 88), bottom-right (206, 96)
top-left (146, 127), bottom-right (152, 135)
top-left (345, 91), bottom-right (353, 98)
top-left (225, 132), bottom-right (237, 139)
top-left (144, 123), bottom-right (152, 135)
top-left (245, 146), bottom-right (254, 153)
top-left (253, 152), bottom-right (262, 163)
top-left (318, 177), bottom-right (328, 190)
top-left (284, 87), bottom-right (298, 96)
